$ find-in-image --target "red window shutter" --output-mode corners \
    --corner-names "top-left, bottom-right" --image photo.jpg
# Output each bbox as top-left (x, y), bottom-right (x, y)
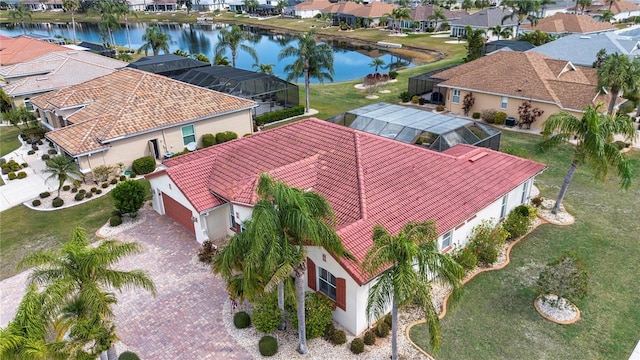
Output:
top-left (307, 258), bottom-right (316, 291)
top-left (336, 278), bottom-right (346, 311)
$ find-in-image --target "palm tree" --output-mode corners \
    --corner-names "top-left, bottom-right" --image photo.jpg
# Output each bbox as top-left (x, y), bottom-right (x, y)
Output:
top-left (600, 9), bottom-right (614, 22)
top-left (385, 7), bottom-right (412, 32)
top-left (96, 1), bottom-right (119, 46)
top-left (427, 7), bottom-right (447, 31)
top-left (275, 0), bottom-right (288, 15)
top-left (362, 221), bottom-right (464, 359)
top-left (17, 226), bottom-right (156, 360)
top-left (488, 24), bottom-right (512, 40)
top-left (597, 54), bottom-right (640, 114)
top-left (138, 26), bottom-right (171, 56)
top-left (576, 0), bottom-right (592, 14)
top-left (42, 155), bottom-right (83, 198)
top-left (539, 0), bottom-right (556, 16)
top-left (538, 104), bottom-right (638, 214)
top-left (253, 63), bottom-right (275, 75)
top-left (501, 0), bottom-right (540, 36)
top-left (2, 106), bottom-right (36, 130)
top-left (214, 25), bottom-right (259, 68)
top-left (213, 53), bottom-right (231, 66)
top-left (607, 0), bottom-right (617, 10)
top-left (115, 3), bottom-right (137, 53)
top-left (279, 30), bottom-right (334, 113)
top-left (369, 58), bottom-right (386, 73)
top-left (62, 0), bottom-right (79, 44)
top-left (464, 25), bottom-right (486, 62)
top-left (9, 2), bottom-right (32, 34)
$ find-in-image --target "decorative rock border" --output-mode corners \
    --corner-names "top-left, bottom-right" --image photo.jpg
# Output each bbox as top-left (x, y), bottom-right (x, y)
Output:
top-left (534, 295), bottom-right (580, 325)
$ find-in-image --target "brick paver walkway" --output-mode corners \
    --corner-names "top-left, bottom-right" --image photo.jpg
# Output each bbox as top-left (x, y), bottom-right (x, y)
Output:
top-left (0, 209), bottom-right (252, 360)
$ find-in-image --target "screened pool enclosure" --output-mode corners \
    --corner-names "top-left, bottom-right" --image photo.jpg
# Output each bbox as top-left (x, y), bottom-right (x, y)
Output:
top-left (328, 102), bottom-right (501, 151)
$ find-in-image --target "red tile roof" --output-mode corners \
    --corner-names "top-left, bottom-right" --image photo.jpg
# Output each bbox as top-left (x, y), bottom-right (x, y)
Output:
top-left (0, 36), bottom-right (68, 66)
top-left (161, 119), bottom-right (546, 284)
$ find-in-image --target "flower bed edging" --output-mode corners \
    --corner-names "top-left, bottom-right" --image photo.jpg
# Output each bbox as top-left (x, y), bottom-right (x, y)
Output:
top-left (533, 295), bottom-right (580, 325)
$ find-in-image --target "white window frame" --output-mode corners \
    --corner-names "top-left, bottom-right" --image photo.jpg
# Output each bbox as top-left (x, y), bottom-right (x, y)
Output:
top-left (500, 96), bottom-right (508, 110)
top-left (181, 124), bottom-right (196, 146)
top-left (318, 267), bottom-right (337, 301)
top-left (500, 194), bottom-right (508, 218)
top-left (521, 180), bottom-right (529, 204)
top-left (24, 98), bottom-right (34, 112)
top-left (452, 89), bottom-right (461, 104)
top-left (441, 230), bottom-right (452, 251)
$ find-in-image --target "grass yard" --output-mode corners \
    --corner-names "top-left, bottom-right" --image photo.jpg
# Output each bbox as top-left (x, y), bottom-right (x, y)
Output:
top-left (0, 126), bottom-right (21, 157)
top-left (409, 131), bottom-right (640, 360)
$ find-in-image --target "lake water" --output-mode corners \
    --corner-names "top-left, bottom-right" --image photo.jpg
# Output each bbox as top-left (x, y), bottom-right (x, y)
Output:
top-left (0, 22), bottom-right (414, 83)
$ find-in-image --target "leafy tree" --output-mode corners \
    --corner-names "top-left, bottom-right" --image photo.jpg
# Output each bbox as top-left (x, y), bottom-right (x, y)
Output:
top-left (2, 106), bottom-right (36, 129)
top-left (488, 24), bottom-right (512, 40)
top-left (95, 0), bottom-right (120, 46)
top-left (62, 0), bottom-right (79, 44)
top-left (362, 221), bottom-right (464, 359)
top-left (427, 7), bottom-right (447, 31)
top-left (501, 0), bottom-right (540, 35)
top-left (213, 53), bottom-right (230, 66)
top-left (138, 26), bottom-right (171, 56)
top-left (597, 54), bottom-right (640, 114)
top-left (537, 253), bottom-right (588, 307)
top-left (279, 30), bottom-right (334, 113)
top-left (114, 3), bottom-right (137, 52)
top-left (214, 25), bottom-right (258, 68)
top-left (253, 63), bottom-right (275, 75)
top-left (369, 58), bottom-right (385, 73)
top-left (193, 53), bottom-right (210, 63)
top-left (464, 25), bottom-right (485, 62)
top-left (9, 1), bottom-right (31, 33)
top-left (111, 180), bottom-right (146, 216)
top-left (576, 0), bottom-right (592, 14)
top-left (538, 104), bottom-right (638, 214)
top-left (461, 0), bottom-right (473, 10)
top-left (42, 155), bottom-right (83, 198)
top-left (519, 29), bottom-right (556, 45)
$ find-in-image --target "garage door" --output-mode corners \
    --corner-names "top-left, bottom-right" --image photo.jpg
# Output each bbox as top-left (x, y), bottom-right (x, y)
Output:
top-left (162, 193), bottom-right (195, 235)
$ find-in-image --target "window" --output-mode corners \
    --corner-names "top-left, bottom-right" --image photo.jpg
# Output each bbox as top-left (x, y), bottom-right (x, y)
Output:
top-left (452, 89), bottom-right (461, 103)
top-left (441, 231), bottom-right (452, 251)
top-left (500, 96), bottom-right (508, 110)
top-left (500, 194), bottom-right (508, 218)
top-left (181, 125), bottom-right (195, 146)
top-left (24, 98), bottom-right (34, 112)
top-left (521, 180), bottom-right (529, 204)
top-left (318, 267), bottom-right (337, 301)
top-left (229, 205), bottom-right (238, 231)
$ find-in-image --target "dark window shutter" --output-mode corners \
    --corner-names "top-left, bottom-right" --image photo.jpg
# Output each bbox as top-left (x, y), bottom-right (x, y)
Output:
top-left (336, 277), bottom-right (346, 311)
top-left (307, 258), bottom-right (316, 291)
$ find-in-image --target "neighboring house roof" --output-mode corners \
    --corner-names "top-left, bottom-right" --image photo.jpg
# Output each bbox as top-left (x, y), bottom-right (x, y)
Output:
top-left (153, 118), bottom-right (545, 284)
top-left (1, 51), bottom-right (127, 97)
top-left (77, 41), bottom-right (117, 56)
top-left (449, 6), bottom-right (518, 28)
top-left (410, 5), bottom-right (468, 21)
top-left (127, 54), bottom-right (210, 76)
top-left (521, 13), bottom-right (616, 34)
top-left (32, 68), bottom-right (256, 156)
top-left (0, 36), bottom-right (68, 66)
top-left (484, 40), bottom-right (537, 53)
top-left (349, 2), bottom-right (397, 18)
top-left (294, 0), bottom-right (332, 10)
top-left (433, 51), bottom-right (614, 112)
top-left (323, 1), bottom-right (361, 15)
top-left (568, 0), bottom-right (640, 15)
top-left (529, 29), bottom-right (640, 66)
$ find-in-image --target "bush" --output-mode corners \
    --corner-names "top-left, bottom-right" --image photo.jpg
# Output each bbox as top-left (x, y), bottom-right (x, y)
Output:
top-left (502, 145), bottom-right (530, 159)
top-left (411, 95), bottom-right (419, 104)
top-left (374, 321), bottom-right (390, 338)
top-left (110, 215), bottom-right (122, 226)
top-left (31, 145), bottom-right (39, 151)
top-left (84, 192), bottom-right (93, 199)
top-left (531, 196), bottom-right (543, 207)
top-left (16, 171), bottom-right (27, 179)
top-left (537, 252), bottom-right (588, 306)
top-left (233, 311), bottom-right (251, 329)
top-left (215, 131), bottom-right (238, 144)
top-left (47, 149), bottom-right (57, 155)
top-left (111, 180), bottom-right (146, 216)
top-left (7, 172), bottom-right (16, 180)
top-left (119, 175), bottom-right (126, 181)
top-left (91, 187), bottom-right (97, 193)
top-left (436, 104), bottom-right (445, 112)
top-left (111, 178), bottom-right (118, 184)
top-left (255, 106), bottom-right (305, 126)
top-left (481, 109), bottom-right (497, 123)
top-left (79, 189), bottom-right (86, 194)
top-left (129, 172), bottom-right (137, 179)
top-left (363, 330), bottom-right (376, 345)
top-left (52, 197), bottom-right (64, 208)
top-left (131, 156), bottom-right (156, 175)
top-left (95, 189), bottom-right (102, 195)
top-left (494, 111), bottom-right (507, 125)
top-left (27, 150), bottom-right (35, 155)
top-left (62, 185), bottom-right (71, 191)
top-left (503, 205), bottom-right (537, 239)
top-left (258, 335), bottom-right (278, 357)
top-left (350, 338), bottom-right (365, 354)
top-left (21, 162), bottom-right (28, 168)
top-left (332, 329), bottom-right (347, 345)
top-left (288, 292), bottom-right (335, 340)
top-left (202, 133), bottom-right (216, 147)
top-left (101, 182), bottom-right (109, 188)
top-left (39, 192), bottom-right (51, 198)
top-left (614, 140), bottom-right (627, 150)
top-left (74, 192), bottom-right (85, 201)
top-left (197, 240), bottom-right (217, 264)
top-left (453, 246), bottom-right (478, 271)
top-left (1, 167), bottom-right (8, 175)
top-left (32, 199), bottom-right (41, 207)
top-left (399, 91), bottom-right (411, 102)
top-left (41, 154), bottom-right (50, 161)
top-left (382, 313), bottom-right (392, 329)
top-left (472, 112), bottom-right (481, 119)
top-left (389, 70), bottom-right (398, 79)
top-left (118, 351), bottom-right (141, 360)
top-left (468, 220), bottom-right (509, 266)
top-left (252, 292), bottom-right (283, 334)
top-left (324, 322), bottom-right (336, 340)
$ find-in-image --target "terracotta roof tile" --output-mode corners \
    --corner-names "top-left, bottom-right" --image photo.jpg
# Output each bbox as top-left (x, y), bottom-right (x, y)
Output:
top-left (294, 0), bottom-right (332, 10)
top-left (521, 13), bottom-right (615, 34)
top-left (163, 119), bottom-right (546, 284)
top-left (411, 5), bottom-right (468, 21)
top-left (0, 36), bottom-right (68, 66)
top-left (568, 0), bottom-right (640, 15)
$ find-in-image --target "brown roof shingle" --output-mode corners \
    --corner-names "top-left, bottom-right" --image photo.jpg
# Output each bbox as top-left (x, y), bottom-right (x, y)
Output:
top-left (521, 13), bottom-right (615, 34)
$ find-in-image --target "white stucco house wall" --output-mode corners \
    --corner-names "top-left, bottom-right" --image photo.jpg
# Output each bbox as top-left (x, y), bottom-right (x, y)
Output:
top-left (147, 118), bottom-right (546, 335)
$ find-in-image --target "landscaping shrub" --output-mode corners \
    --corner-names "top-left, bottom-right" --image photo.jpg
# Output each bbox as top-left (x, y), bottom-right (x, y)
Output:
top-left (215, 131), bottom-right (238, 144)
top-left (21, 163), bottom-right (27, 168)
top-left (332, 329), bottom-right (347, 345)
top-left (363, 330), bottom-right (376, 345)
top-left (91, 187), bottom-right (97, 193)
top-left (41, 154), bottom-right (50, 161)
top-left (92, 165), bottom-right (116, 182)
top-left (537, 252), bottom-right (588, 306)
top-left (614, 140), bottom-right (627, 150)
top-left (531, 196), bottom-right (543, 207)
top-left (79, 189), bottom-right (86, 194)
top-left (16, 171), bottom-right (26, 179)
top-left (62, 185), bottom-right (71, 191)
top-left (120, 175), bottom-right (126, 181)
top-left (472, 112), bottom-right (481, 119)
top-left (399, 91), bottom-right (411, 103)
top-left (111, 180), bottom-right (146, 216)
top-left (481, 109), bottom-right (497, 123)
top-left (197, 240), bottom-right (217, 264)
top-left (324, 322), bottom-right (336, 340)
top-left (111, 178), bottom-right (118, 184)
top-left (1, 167), bottom-right (9, 175)
top-left (52, 197), bottom-right (64, 208)
top-left (436, 104), bottom-right (445, 112)
top-left (101, 182), bottom-right (109, 188)
top-left (129, 172), bottom-right (137, 178)
top-left (31, 145), bottom-right (39, 151)
top-left (110, 215), bottom-right (123, 226)
top-left (118, 351), bottom-right (141, 360)
top-left (21, 127), bottom-right (46, 142)
top-left (453, 246), bottom-right (478, 271)
top-left (47, 149), bottom-right (57, 155)
top-left (418, 97), bottom-right (426, 105)
top-left (254, 105), bottom-right (305, 126)
top-left (350, 338), bottom-right (365, 354)
top-left (74, 192), bottom-right (85, 201)
top-left (111, 209), bottom-right (122, 217)
top-left (39, 192), bottom-right (51, 198)
top-left (202, 133), bottom-right (216, 147)
top-left (131, 156), bottom-right (156, 175)
top-left (389, 70), bottom-right (398, 79)
top-left (258, 335), bottom-right (278, 356)
top-left (375, 321), bottom-right (390, 338)
top-left (619, 100), bottom-right (636, 115)
top-left (95, 189), bottom-right (102, 194)
top-left (233, 311), bottom-right (251, 329)
top-left (494, 111), bottom-right (507, 125)
top-left (32, 199), bottom-right (41, 207)
top-left (7, 172), bottom-right (16, 180)
top-left (503, 205), bottom-right (537, 239)
top-left (288, 292), bottom-right (335, 340)
top-left (411, 95), bottom-right (419, 104)
top-left (468, 220), bottom-right (509, 266)
top-left (252, 292), bottom-right (283, 334)
top-left (27, 150), bottom-right (35, 155)
top-left (383, 313), bottom-right (392, 329)
top-left (84, 192), bottom-right (93, 199)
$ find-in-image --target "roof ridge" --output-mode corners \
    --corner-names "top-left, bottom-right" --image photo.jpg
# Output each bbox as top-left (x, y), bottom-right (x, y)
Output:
top-left (353, 132), bottom-right (367, 221)
top-left (526, 53), bottom-right (560, 104)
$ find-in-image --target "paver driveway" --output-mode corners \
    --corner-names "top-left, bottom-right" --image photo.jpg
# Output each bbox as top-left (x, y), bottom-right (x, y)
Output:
top-left (0, 208), bottom-right (252, 360)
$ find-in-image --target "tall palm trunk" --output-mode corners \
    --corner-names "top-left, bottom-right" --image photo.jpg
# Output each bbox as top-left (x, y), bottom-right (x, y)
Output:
top-left (391, 297), bottom-right (398, 360)
top-left (304, 64), bottom-right (310, 113)
top-left (295, 267), bottom-right (308, 354)
top-left (277, 281), bottom-right (285, 330)
top-left (125, 17), bottom-right (132, 52)
top-left (553, 159), bottom-right (578, 214)
top-left (607, 85), bottom-right (619, 114)
top-left (71, 12), bottom-right (76, 43)
top-left (231, 49), bottom-right (237, 68)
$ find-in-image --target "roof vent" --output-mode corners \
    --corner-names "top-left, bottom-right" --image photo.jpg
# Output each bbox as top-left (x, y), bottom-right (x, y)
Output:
top-left (580, 35), bottom-right (591, 39)
top-left (468, 152), bottom-right (488, 162)
top-left (66, 51), bottom-right (78, 55)
top-left (36, 77), bottom-right (49, 81)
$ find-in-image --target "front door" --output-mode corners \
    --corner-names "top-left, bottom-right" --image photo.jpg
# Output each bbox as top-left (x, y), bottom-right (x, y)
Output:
top-left (149, 139), bottom-right (160, 159)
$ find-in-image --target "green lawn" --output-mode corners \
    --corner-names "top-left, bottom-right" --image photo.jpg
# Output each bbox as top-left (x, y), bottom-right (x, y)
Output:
top-left (0, 126), bottom-right (21, 157)
top-left (409, 131), bottom-right (640, 360)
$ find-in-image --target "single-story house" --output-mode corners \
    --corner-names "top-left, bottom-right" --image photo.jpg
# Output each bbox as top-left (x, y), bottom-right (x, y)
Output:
top-left (428, 51), bottom-right (618, 129)
top-left (567, 0), bottom-right (640, 21)
top-left (449, 6), bottom-right (518, 39)
top-left (0, 36), bottom-right (68, 66)
top-left (1, 50), bottom-right (127, 111)
top-left (406, 5), bottom-right (469, 32)
top-left (146, 118), bottom-right (546, 335)
top-left (520, 13), bottom-right (616, 36)
top-left (288, 0), bottom-right (332, 18)
top-left (29, 68), bottom-right (256, 179)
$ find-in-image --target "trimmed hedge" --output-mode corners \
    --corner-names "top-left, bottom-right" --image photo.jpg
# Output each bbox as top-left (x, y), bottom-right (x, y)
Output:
top-left (255, 105), bottom-right (305, 126)
top-left (39, 192), bottom-right (51, 199)
top-left (62, 185), bottom-right (71, 191)
top-left (375, 321), bottom-right (390, 338)
top-left (131, 156), bottom-right (156, 175)
top-left (215, 131), bottom-right (238, 144)
top-left (233, 311), bottom-right (251, 329)
top-left (32, 199), bottom-right (41, 207)
top-left (52, 197), bottom-right (64, 208)
top-left (110, 215), bottom-right (123, 227)
top-left (350, 337), bottom-right (365, 354)
top-left (118, 351), bottom-right (141, 360)
top-left (7, 172), bottom-right (16, 180)
top-left (332, 329), bottom-right (347, 345)
top-left (202, 133), bottom-right (216, 148)
top-left (258, 335), bottom-right (278, 357)
top-left (16, 171), bottom-right (27, 179)
top-left (74, 192), bottom-right (85, 201)
top-left (363, 330), bottom-right (376, 345)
